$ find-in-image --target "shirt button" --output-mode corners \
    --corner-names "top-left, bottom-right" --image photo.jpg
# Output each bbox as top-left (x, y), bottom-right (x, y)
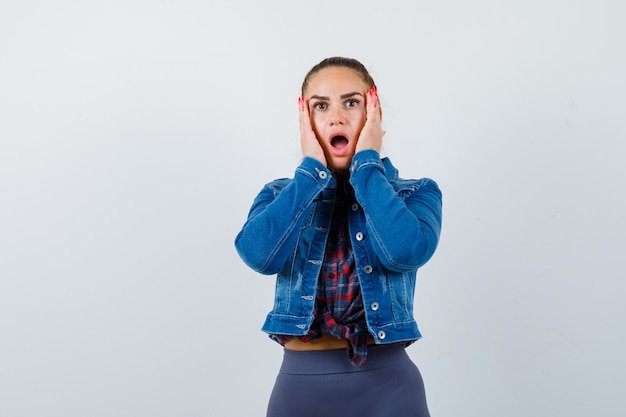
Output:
top-left (351, 203), bottom-right (359, 211)
top-left (355, 232), bottom-right (364, 241)
top-left (364, 265), bottom-right (373, 274)
top-left (377, 330), bottom-right (386, 340)
top-left (370, 302), bottom-right (379, 311)
top-left (319, 171), bottom-right (327, 179)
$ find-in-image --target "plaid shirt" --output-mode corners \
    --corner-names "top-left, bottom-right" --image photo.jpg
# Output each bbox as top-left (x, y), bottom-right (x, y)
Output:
top-left (275, 179), bottom-right (371, 366)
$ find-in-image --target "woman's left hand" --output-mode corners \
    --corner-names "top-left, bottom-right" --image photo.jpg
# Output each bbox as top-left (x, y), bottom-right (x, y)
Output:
top-left (355, 87), bottom-right (385, 154)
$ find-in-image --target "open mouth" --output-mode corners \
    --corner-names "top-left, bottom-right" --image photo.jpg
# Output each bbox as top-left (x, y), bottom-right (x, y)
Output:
top-left (330, 135), bottom-right (349, 150)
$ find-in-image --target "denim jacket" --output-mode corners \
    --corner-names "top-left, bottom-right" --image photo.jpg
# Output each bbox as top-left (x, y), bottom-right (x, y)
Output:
top-left (235, 150), bottom-right (442, 345)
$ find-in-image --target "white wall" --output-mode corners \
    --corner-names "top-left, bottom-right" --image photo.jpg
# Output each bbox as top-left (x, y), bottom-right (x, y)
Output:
top-left (1, 1), bottom-right (624, 416)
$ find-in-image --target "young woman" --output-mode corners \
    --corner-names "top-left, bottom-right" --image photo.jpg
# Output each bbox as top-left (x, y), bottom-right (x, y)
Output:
top-left (235, 57), bottom-right (442, 417)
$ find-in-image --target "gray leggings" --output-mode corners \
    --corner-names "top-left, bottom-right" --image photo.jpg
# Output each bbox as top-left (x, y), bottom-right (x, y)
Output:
top-left (266, 345), bottom-right (430, 417)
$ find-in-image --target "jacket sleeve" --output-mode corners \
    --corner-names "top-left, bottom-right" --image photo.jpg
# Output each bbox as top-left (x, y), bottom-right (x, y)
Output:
top-left (349, 150), bottom-right (442, 272)
top-left (234, 157), bottom-right (331, 275)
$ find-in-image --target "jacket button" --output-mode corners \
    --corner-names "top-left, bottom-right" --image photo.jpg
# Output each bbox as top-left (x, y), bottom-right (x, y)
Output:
top-left (364, 265), bottom-right (373, 274)
top-left (351, 203), bottom-right (359, 211)
top-left (355, 232), bottom-right (364, 241)
top-left (370, 302), bottom-right (379, 311)
top-left (377, 330), bottom-right (386, 340)
top-left (319, 171), bottom-right (327, 179)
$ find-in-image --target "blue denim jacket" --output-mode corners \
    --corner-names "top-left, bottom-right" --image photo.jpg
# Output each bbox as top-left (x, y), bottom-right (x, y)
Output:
top-left (235, 150), bottom-right (442, 345)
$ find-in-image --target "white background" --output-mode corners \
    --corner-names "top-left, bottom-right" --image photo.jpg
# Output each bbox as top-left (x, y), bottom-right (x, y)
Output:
top-left (1, 1), bottom-right (625, 416)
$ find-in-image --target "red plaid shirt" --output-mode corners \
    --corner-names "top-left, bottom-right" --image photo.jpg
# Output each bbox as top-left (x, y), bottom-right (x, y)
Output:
top-left (275, 179), bottom-right (371, 366)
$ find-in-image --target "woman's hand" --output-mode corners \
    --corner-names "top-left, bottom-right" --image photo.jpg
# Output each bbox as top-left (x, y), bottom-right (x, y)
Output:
top-left (298, 96), bottom-right (327, 167)
top-left (355, 87), bottom-right (385, 154)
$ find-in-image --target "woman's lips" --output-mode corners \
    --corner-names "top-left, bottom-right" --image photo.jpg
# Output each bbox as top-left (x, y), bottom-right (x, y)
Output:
top-left (330, 135), bottom-right (350, 156)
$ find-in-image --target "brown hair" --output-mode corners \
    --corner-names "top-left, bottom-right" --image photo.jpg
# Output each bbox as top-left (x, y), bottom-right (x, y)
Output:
top-left (301, 57), bottom-right (376, 96)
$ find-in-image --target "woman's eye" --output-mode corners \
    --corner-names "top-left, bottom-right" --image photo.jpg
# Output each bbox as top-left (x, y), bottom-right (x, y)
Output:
top-left (313, 102), bottom-right (327, 110)
top-left (345, 99), bottom-right (359, 107)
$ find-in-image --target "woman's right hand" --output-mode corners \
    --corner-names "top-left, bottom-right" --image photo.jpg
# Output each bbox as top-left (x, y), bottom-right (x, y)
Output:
top-left (298, 96), bottom-right (327, 167)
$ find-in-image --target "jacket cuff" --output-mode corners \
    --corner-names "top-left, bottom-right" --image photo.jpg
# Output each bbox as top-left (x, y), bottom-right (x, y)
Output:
top-left (297, 157), bottom-right (332, 183)
top-left (350, 150), bottom-right (384, 175)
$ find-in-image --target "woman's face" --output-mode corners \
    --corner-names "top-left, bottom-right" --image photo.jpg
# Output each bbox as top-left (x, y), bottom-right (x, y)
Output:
top-left (304, 66), bottom-right (370, 172)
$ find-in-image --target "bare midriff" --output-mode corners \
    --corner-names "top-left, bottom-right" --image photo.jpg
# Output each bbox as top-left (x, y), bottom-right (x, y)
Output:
top-left (284, 334), bottom-right (375, 351)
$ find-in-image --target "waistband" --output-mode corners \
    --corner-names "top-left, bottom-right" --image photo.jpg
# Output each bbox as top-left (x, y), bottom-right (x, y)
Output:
top-left (279, 344), bottom-right (409, 375)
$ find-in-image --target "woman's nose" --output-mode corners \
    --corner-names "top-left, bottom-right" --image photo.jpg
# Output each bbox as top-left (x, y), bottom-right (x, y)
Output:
top-left (328, 107), bottom-right (346, 125)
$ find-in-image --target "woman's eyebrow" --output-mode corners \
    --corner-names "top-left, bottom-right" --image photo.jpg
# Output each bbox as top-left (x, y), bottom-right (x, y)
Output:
top-left (340, 91), bottom-right (363, 99)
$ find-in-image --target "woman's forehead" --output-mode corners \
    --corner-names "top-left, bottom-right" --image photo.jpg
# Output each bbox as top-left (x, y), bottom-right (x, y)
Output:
top-left (304, 67), bottom-right (368, 96)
